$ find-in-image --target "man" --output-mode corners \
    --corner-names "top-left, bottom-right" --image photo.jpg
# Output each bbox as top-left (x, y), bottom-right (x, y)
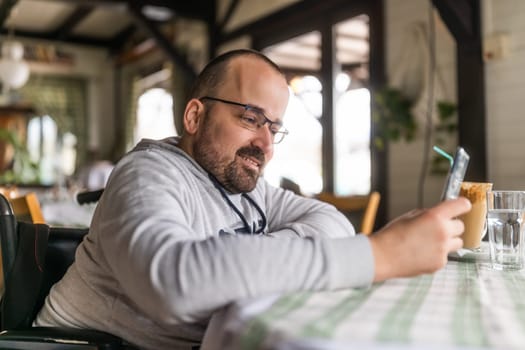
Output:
top-left (35, 49), bottom-right (470, 349)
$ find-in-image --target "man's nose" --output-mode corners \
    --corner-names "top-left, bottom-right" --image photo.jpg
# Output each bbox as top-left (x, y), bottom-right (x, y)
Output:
top-left (252, 125), bottom-right (273, 154)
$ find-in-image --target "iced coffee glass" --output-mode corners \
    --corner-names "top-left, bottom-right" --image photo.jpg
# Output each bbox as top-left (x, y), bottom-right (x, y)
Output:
top-left (458, 182), bottom-right (493, 250)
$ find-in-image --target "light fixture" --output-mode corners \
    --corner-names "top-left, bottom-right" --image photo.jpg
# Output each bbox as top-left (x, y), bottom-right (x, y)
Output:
top-left (0, 40), bottom-right (30, 93)
top-left (142, 5), bottom-right (174, 22)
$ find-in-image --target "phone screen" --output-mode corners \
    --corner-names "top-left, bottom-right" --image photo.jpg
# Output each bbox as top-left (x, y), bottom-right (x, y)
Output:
top-left (440, 147), bottom-right (470, 200)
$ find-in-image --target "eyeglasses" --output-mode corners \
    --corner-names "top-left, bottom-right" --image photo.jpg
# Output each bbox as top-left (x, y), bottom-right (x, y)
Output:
top-left (200, 96), bottom-right (289, 144)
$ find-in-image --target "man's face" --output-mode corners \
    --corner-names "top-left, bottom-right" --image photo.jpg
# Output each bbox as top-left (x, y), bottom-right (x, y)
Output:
top-left (193, 108), bottom-right (266, 193)
top-left (192, 57), bottom-right (289, 193)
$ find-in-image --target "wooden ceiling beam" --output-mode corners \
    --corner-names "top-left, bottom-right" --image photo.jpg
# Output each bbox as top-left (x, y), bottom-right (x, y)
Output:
top-left (220, 0), bottom-right (368, 45)
top-left (126, 0), bottom-right (197, 81)
top-left (431, 0), bottom-right (478, 43)
top-left (217, 0), bottom-right (240, 32)
top-left (109, 24), bottom-right (137, 55)
top-left (432, 0), bottom-right (487, 181)
top-left (0, 0), bottom-right (19, 29)
top-left (52, 5), bottom-right (94, 40)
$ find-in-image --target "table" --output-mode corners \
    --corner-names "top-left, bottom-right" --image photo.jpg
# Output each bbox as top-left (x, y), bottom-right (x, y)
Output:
top-left (201, 258), bottom-right (525, 350)
top-left (37, 187), bottom-right (97, 227)
top-left (41, 197), bottom-right (96, 227)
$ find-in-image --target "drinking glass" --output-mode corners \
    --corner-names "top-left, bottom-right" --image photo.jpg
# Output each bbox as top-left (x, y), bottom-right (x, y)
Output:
top-left (487, 191), bottom-right (525, 270)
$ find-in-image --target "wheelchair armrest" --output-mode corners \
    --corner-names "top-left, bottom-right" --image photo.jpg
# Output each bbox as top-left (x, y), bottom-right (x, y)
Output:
top-left (76, 189), bottom-right (104, 205)
top-left (0, 327), bottom-right (123, 349)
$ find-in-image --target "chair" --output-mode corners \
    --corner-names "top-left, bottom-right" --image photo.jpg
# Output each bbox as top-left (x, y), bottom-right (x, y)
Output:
top-left (317, 191), bottom-right (381, 235)
top-left (76, 188), bottom-right (104, 205)
top-left (0, 186), bottom-right (19, 200)
top-left (0, 192), bottom-right (124, 349)
top-left (9, 192), bottom-right (45, 224)
top-left (0, 192), bottom-right (45, 296)
top-left (279, 177), bottom-right (302, 196)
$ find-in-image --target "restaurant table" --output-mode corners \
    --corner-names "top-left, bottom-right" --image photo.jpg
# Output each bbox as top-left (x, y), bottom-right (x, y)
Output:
top-left (41, 195), bottom-right (96, 227)
top-left (7, 186), bottom-right (97, 227)
top-left (201, 248), bottom-right (525, 350)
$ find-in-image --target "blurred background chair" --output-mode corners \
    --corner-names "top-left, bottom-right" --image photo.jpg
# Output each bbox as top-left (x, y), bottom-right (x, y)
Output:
top-left (8, 192), bottom-right (45, 224)
top-left (0, 192), bottom-right (124, 349)
top-left (317, 191), bottom-right (381, 235)
top-left (279, 177), bottom-right (302, 196)
top-left (76, 188), bottom-right (104, 205)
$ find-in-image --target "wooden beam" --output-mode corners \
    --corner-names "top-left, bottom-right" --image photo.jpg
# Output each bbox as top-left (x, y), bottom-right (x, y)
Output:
top-left (432, 0), bottom-right (475, 42)
top-left (0, 0), bottom-right (19, 29)
top-left (217, 0), bottom-right (240, 32)
top-left (432, 0), bottom-right (487, 181)
top-left (126, 0), bottom-right (197, 81)
top-left (52, 5), bottom-right (94, 40)
top-left (457, 44), bottom-right (487, 181)
top-left (205, 0), bottom-right (217, 59)
top-left (366, 0), bottom-right (387, 227)
top-left (320, 21), bottom-right (336, 193)
top-left (221, 0), bottom-right (369, 46)
top-left (109, 24), bottom-right (137, 55)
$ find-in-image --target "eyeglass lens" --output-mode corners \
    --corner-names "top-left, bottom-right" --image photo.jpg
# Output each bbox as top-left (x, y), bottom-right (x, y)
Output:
top-left (241, 108), bottom-right (286, 144)
top-left (201, 96), bottom-right (288, 143)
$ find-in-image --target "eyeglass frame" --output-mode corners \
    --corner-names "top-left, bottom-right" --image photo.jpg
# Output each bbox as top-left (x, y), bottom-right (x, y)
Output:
top-left (199, 96), bottom-right (289, 144)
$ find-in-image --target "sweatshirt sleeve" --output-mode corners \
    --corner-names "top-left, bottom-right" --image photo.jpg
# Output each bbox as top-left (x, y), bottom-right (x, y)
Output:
top-left (91, 150), bottom-right (374, 326)
top-left (259, 180), bottom-right (357, 238)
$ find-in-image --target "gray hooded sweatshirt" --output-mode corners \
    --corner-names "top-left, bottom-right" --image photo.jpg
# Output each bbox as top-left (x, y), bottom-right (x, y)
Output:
top-left (35, 137), bottom-right (374, 349)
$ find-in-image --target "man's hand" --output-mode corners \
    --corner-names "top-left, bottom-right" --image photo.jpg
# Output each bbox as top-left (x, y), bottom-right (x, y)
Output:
top-left (369, 197), bottom-right (471, 282)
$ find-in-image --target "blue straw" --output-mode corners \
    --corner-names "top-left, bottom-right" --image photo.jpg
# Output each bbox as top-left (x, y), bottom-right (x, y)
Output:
top-left (433, 145), bottom-right (454, 166)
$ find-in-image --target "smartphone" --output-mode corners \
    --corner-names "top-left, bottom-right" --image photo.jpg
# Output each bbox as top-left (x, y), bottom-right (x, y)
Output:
top-left (440, 147), bottom-right (470, 200)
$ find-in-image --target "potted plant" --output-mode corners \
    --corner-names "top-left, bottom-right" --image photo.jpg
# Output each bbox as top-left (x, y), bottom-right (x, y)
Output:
top-left (372, 87), bottom-right (457, 171)
top-left (372, 87), bottom-right (417, 150)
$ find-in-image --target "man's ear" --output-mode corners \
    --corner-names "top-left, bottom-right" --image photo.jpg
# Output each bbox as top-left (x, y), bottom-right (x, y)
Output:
top-left (183, 99), bottom-right (205, 135)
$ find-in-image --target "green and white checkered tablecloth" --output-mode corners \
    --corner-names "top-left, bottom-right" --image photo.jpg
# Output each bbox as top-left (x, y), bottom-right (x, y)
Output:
top-left (202, 261), bottom-right (525, 350)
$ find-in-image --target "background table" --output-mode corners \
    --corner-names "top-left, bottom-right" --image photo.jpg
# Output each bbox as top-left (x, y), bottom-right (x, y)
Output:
top-left (34, 186), bottom-right (97, 227)
top-left (202, 259), bottom-right (525, 350)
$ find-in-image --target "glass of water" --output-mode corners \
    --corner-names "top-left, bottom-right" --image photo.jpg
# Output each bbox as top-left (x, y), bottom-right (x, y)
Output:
top-left (487, 191), bottom-right (525, 270)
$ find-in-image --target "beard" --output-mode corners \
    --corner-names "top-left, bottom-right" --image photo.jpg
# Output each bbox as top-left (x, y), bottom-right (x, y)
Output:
top-left (192, 116), bottom-right (266, 194)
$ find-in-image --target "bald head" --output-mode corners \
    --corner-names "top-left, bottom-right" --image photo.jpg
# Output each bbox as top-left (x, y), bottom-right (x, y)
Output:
top-left (188, 49), bottom-right (286, 101)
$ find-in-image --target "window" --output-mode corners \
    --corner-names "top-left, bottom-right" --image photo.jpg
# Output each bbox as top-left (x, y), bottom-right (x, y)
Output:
top-left (27, 115), bottom-right (77, 185)
top-left (134, 87), bottom-right (177, 145)
top-left (263, 16), bottom-right (371, 196)
top-left (20, 75), bottom-right (87, 184)
top-left (264, 83), bottom-right (323, 195)
top-left (335, 87), bottom-right (371, 195)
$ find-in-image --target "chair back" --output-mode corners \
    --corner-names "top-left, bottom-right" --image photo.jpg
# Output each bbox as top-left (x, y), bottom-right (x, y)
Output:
top-left (1, 192), bottom-right (45, 296)
top-left (1, 221), bottom-right (49, 329)
top-left (0, 193), bottom-right (123, 348)
top-left (0, 194), bottom-right (17, 296)
top-left (76, 188), bottom-right (104, 205)
top-left (9, 192), bottom-right (45, 224)
top-left (317, 191), bottom-right (381, 235)
top-left (0, 193), bottom-right (89, 330)
top-left (40, 226), bottom-right (88, 311)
